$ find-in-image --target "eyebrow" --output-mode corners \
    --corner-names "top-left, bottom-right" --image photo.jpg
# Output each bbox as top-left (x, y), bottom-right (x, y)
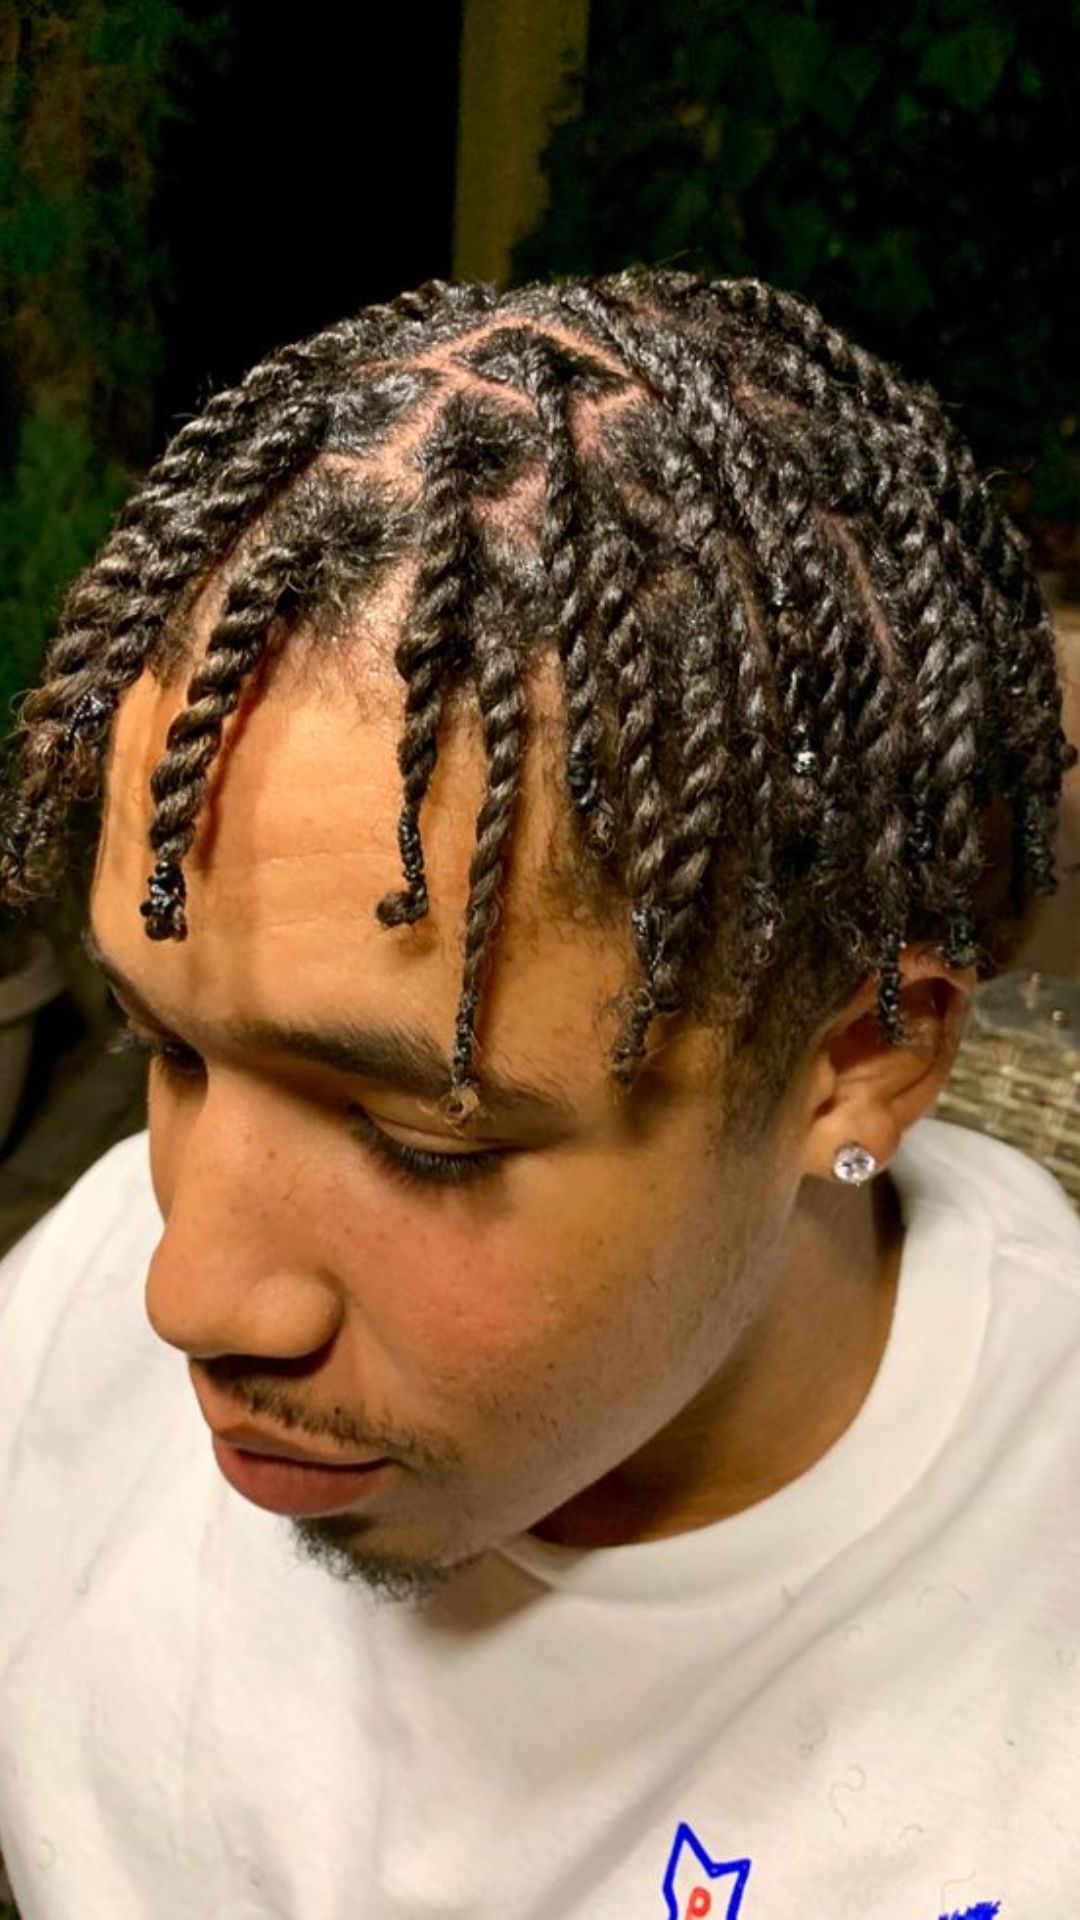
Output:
top-left (82, 924), bottom-right (578, 1129)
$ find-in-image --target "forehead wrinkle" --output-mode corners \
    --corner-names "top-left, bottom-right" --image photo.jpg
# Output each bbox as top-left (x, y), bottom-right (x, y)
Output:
top-left (81, 919), bottom-right (578, 1130)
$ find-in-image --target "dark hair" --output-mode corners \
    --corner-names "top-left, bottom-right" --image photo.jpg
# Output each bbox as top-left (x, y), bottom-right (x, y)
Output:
top-left (1, 270), bottom-right (1075, 1136)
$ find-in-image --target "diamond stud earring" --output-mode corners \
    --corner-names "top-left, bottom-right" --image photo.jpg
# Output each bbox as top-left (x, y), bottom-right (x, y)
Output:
top-left (833, 1142), bottom-right (879, 1185)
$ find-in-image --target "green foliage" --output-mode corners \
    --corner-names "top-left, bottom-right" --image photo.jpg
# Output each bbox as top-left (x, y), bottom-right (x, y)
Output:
top-left (918, 22), bottom-right (1016, 111)
top-left (0, 411), bottom-right (128, 735)
top-left (0, 0), bottom-right (229, 757)
top-left (515, 0), bottom-right (1080, 542)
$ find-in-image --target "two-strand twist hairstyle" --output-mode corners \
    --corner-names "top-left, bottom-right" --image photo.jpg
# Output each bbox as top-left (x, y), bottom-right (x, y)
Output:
top-left (2, 269), bottom-right (1075, 1134)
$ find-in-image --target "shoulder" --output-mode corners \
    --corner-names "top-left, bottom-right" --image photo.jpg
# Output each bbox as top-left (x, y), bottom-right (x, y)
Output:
top-left (0, 1130), bottom-right (158, 1323)
top-left (0, 1132), bottom-right (163, 1457)
top-left (893, 1115), bottom-right (1080, 1295)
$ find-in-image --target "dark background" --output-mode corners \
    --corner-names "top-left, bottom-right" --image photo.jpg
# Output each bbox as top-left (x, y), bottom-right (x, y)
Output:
top-left (519, 0), bottom-right (1080, 562)
top-left (3, 0), bottom-right (1078, 751)
top-left (0, 0), bottom-right (463, 751)
top-left (153, 1), bottom-right (462, 438)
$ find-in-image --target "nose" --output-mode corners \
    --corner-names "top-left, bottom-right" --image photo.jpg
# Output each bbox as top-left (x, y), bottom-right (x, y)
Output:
top-left (145, 1082), bottom-right (344, 1364)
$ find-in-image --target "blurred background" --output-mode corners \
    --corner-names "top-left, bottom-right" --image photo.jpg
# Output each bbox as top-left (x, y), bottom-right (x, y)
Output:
top-left (0, 0), bottom-right (1078, 1254)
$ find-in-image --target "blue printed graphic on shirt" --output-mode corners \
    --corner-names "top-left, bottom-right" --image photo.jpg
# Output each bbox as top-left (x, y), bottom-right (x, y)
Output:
top-left (660, 1822), bottom-right (751, 1919)
top-left (660, 1822), bottom-right (1001, 1920)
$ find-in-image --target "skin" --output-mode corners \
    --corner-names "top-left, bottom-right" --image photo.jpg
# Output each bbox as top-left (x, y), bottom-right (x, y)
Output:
top-left (88, 631), bottom-right (975, 1609)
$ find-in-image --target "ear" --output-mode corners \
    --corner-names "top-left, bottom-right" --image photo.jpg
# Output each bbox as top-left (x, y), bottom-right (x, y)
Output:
top-left (793, 944), bottom-right (978, 1184)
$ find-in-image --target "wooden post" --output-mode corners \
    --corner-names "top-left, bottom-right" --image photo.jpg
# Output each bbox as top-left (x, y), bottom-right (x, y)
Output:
top-left (453, 0), bottom-right (590, 287)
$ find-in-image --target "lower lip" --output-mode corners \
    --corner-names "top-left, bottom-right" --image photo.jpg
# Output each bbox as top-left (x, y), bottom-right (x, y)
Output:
top-left (212, 1437), bottom-right (395, 1516)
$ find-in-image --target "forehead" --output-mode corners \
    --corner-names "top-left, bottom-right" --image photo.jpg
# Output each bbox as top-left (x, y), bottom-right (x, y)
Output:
top-left (91, 640), bottom-right (652, 1109)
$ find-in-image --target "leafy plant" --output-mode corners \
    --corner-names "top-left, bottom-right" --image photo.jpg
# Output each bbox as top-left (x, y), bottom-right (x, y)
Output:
top-left (0, 411), bottom-right (128, 743)
top-left (0, 0), bottom-right (229, 760)
top-left (514, 0), bottom-right (1080, 561)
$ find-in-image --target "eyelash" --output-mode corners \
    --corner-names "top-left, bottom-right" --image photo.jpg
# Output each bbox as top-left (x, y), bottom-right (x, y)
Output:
top-left (106, 1017), bottom-right (509, 1189)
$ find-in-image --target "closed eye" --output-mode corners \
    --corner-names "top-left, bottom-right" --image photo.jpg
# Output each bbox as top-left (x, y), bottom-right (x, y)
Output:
top-left (107, 1011), bottom-right (512, 1189)
top-left (107, 1013), bottom-right (204, 1080)
top-left (344, 1104), bottom-right (510, 1189)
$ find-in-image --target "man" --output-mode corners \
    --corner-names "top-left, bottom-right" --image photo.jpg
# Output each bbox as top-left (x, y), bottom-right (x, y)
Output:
top-left (0, 270), bottom-right (1077, 1918)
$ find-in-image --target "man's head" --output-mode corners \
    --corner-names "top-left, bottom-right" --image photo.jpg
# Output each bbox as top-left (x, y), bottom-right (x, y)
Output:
top-left (1, 271), bottom-right (1074, 1604)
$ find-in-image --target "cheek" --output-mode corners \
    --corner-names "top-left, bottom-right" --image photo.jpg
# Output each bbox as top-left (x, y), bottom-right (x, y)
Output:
top-left (337, 1200), bottom-right (569, 1403)
top-left (347, 1162), bottom-right (687, 1419)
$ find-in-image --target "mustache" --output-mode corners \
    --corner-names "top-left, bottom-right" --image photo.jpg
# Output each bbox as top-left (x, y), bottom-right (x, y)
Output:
top-left (194, 1362), bottom-right (461, 1474)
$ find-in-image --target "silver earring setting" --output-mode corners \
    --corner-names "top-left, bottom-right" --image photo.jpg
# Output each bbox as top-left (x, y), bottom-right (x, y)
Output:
top-left (833, 1142), bottom-right (879, 1186)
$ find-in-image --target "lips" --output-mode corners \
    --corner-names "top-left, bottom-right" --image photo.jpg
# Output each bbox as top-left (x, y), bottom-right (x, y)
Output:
top-left (212, 1437), bottom-right (395, 1517)
top-left (214, 1423), bottom-right (387, 1469)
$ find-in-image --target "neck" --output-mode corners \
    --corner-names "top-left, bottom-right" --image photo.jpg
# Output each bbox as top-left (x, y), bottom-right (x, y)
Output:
top-left (532, 1174), bottom-right (905, 1548)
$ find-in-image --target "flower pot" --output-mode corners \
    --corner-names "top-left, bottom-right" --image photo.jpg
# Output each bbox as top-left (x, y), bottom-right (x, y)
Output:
top-left (0, 933), bottom-right (65, 1155)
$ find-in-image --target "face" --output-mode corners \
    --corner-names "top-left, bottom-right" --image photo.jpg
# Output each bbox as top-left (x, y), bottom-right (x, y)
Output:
top-left (90, 639), bottom-right (813, 1607)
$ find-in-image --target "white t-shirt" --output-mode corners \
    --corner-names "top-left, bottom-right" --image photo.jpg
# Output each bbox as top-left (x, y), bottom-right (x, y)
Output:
top-left (1, 1117), bottom-right (1079, 1920)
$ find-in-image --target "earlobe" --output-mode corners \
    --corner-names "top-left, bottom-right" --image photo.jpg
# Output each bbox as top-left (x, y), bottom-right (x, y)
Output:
top-left (797, 953), bottom-right (976, 1185)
